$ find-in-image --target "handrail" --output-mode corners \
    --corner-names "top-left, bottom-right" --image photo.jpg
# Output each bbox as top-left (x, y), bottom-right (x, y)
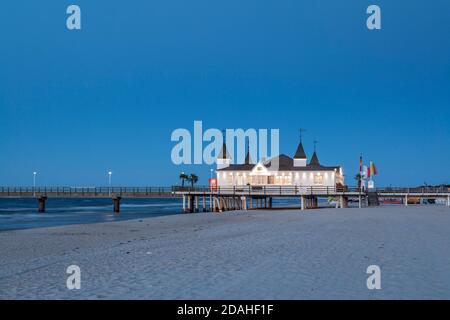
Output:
top-left (0, 186), bottom-right (449, 197)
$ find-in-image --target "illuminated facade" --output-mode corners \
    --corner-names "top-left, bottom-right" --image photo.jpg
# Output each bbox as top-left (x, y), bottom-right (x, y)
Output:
top-left (216, 142), bottom-right (345, 187)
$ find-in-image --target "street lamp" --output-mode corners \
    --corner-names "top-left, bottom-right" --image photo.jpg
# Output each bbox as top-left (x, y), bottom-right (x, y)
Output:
top-left (33, 172), bottom-right (37, 197)
top-left (181, 171), bottom-right (185, 188)
top-left (108, 171), bottom-right (112, 196)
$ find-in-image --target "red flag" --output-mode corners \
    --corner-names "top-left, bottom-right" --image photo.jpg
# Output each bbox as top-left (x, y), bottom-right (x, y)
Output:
top-left (371, 161), bottom-right (378, 175)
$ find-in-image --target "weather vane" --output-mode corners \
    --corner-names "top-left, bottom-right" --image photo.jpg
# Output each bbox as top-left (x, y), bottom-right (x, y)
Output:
top-left (313, 140), bottom-right (318, 152)
top-left (299, 128), bottom-right (307, 142)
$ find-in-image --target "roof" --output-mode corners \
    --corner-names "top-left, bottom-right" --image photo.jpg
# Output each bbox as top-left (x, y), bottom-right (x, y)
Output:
top-left (218, 153), bottom-right (340, 172)
top-left (245, 149), bottom-right (252, 165)
top-left (293, 142), bottom-right (307, 159)
top-left (309, 151), bottom-right (320, 166)
top-left (217, 142), bottom-right (231, 159)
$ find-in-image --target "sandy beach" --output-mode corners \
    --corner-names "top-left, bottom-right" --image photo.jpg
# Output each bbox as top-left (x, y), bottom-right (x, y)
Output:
top-left (1, 205), bottom-right (450, 300)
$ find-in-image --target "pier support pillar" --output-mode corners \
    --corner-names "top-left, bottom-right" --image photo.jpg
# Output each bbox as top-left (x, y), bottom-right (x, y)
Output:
top-left (301, 196), bottom-right (305, 210)
top-left (222, 197), bottom-right (227, 211)
top-left (339, 196), bottom-right (344, 209)
top-left (189, 196), bottom-right (194, 213)
top-left (242, 197), bottom-right (247, 210)
top-left (182, 195), bottom-right (186, 212)
top-left (358, 194), bottom-right (362, 209)
top-left (212, 197), bottom-right (220, 212)
top-left (195, 196), bottom-right (199, 212)
top-left (405, 195), bottom-right (408, 206)
top-left (268, 197), bottom-right (272, 209)
top-left (113, 196), bottom-right (121, 213)
top-left (216, 197), bottom-right (222, 212)
top-left (447, 195), bottom-right (450, 207)
top-left (38, 196), bottom-right (47, 213)
top-left (203, 195), bottom-right (206, 212)
top-left (313, 197), bottom-right (318, 208)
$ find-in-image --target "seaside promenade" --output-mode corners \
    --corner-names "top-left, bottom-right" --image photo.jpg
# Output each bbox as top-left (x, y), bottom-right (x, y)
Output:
top-left (1, 205), bottom-right (450, 299)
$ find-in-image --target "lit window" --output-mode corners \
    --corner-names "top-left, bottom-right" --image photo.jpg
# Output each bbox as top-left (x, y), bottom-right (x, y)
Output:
top-left (314, 174), bottom-right (323, 185)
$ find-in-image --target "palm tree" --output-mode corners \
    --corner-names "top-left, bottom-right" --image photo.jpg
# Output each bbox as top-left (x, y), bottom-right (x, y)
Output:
top-left (179, 172), bottom-right (188, 187)
top-left (189, 174), bottom-right (199, 188)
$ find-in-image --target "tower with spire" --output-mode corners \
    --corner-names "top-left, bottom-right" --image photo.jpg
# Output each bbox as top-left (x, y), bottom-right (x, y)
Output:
top-left (293, 141), bottom-right (307, 167)
top-left (216, 134), bottom-right (231, 170)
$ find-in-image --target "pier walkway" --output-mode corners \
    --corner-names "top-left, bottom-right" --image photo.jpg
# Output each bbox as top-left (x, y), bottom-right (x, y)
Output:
top-left (176, 186), bottom-right (450, 212)
top-left (0, 186), bottom-right (449, 213)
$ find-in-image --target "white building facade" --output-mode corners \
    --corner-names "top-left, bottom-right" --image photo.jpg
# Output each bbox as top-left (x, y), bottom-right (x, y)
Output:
top-left (216, 142), bottom-right (345, 188)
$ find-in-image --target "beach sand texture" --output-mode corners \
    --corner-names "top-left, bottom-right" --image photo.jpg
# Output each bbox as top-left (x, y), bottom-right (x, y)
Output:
top-left (1, 205), bottom-right (450, 299)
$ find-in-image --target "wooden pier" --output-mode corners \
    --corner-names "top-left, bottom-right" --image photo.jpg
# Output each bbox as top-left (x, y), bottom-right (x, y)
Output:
top-left (0, 186), bottom-right (449, 213)
top-left (176, 186), bottom-right (450, 213)
top-left (0, 187), bottom-right (179, 213)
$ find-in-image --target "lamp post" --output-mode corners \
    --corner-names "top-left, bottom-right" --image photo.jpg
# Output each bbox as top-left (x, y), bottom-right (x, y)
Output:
top-left (108, 171), bottom-right (112, 196)
top-left (33, 172), bottom-right (37, 197)
top-left (181, 171), bottom-right (185, 188)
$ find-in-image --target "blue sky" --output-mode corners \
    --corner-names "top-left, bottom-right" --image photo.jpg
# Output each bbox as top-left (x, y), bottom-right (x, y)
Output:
top-left (0, 1), bottom-right (449, 187)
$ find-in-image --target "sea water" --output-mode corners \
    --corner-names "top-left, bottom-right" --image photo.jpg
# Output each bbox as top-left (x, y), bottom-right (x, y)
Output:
top-left (0, 197), bottom-right (333, 231)
top-left (0, 198), bottom-right (182, 231)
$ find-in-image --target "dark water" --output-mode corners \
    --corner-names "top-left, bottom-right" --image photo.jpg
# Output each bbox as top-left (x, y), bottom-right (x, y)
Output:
top-left (0, 198), bottom-right (182, 231)
top-left (0, 197), bottom-right (334, 232)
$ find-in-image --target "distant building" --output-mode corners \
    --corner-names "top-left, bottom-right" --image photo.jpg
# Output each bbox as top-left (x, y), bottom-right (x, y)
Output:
top-left (216, 141), bottom-right (345, 187)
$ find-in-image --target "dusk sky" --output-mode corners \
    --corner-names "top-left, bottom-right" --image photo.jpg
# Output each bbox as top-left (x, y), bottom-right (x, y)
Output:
top-left (1, 1), bottom-right (449, 187)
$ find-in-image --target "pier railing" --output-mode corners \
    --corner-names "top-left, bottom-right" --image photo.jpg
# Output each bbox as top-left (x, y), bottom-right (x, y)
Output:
top-left (1, 186), bottom-right (449, 198)
top-left (176, 185), bottom-right (450, 197)
top-left (376, 186), bottom-right (450, 194)
top-left (0, 186), bottom-right (182, 197)
top-left (177, 185), bottom-right (361, 196)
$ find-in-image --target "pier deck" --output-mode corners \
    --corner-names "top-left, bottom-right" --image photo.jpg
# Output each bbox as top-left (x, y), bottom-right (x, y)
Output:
top-left (175, 186), bottom-right (450, 212)
top-left (0, 186), bottom-right (449, 213)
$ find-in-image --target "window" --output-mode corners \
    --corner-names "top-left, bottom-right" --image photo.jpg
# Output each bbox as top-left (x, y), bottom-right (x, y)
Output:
top-left (314, 173), bottom-right (323, 185)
